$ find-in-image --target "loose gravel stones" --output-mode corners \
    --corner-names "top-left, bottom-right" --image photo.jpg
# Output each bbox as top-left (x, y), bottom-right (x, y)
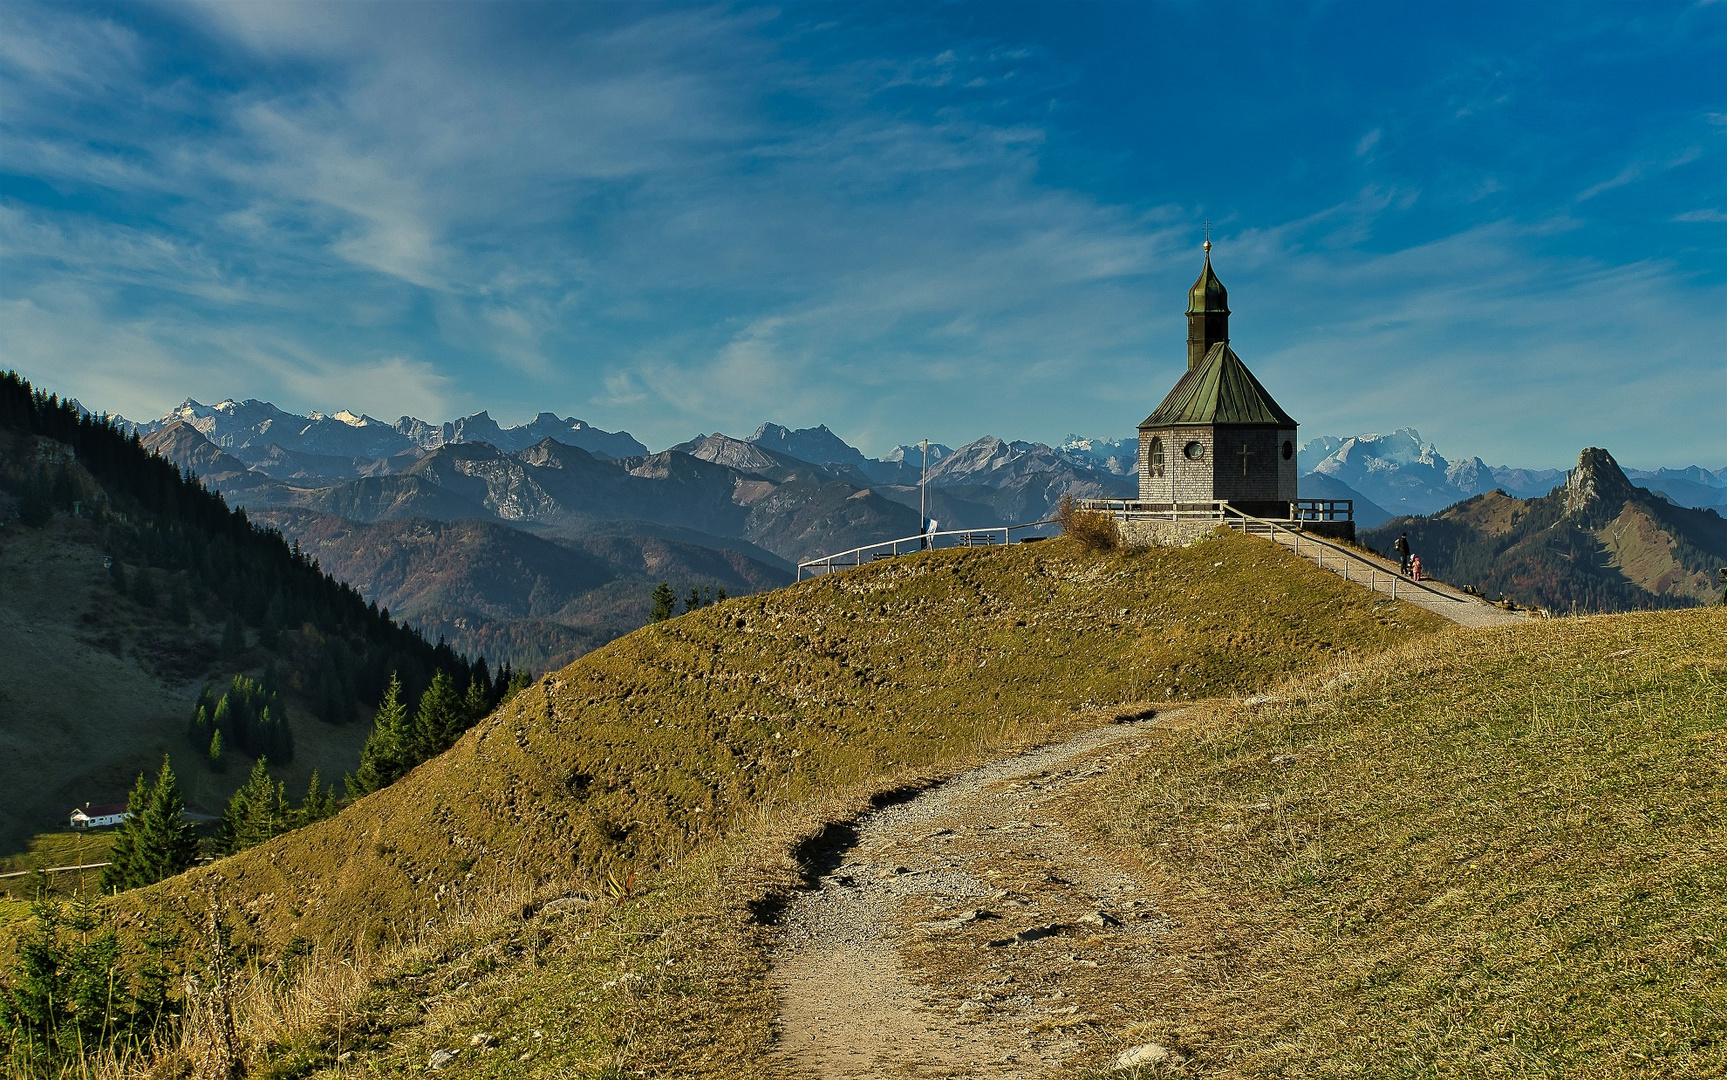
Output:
top-left (770, 712), bottom-right (1182, 1078)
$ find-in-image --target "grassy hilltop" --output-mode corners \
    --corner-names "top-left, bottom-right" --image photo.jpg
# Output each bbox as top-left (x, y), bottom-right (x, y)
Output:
top-left (13, 529), bottom-right (1718, 1078)
top-left (146, 529), bottom-right (1438, 954)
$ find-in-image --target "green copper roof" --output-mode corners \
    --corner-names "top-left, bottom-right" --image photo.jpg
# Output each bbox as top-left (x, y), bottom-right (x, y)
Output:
top-left (1140, 342), bottom-right (1297, 428)
top-left (1186, 252), bottom-right (1229, 315)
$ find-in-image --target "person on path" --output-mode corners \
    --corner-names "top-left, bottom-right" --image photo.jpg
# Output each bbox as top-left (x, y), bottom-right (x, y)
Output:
top-left (1411, 554), bottom-right (1423, 582)
top-left (1394, 532), bottom-right (1412, 576)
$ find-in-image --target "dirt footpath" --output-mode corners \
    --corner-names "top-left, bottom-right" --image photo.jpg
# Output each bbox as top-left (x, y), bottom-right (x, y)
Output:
top-left (769, 715), bottom-right (1192, 1079)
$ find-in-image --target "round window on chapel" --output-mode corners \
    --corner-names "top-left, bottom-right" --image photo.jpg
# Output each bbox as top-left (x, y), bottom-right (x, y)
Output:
top-left (1282, 440), bottom-right (1294, 461)
top-left (1149, 437), bottom-right (1165, 476)
top-left (1184, 440), bottom-right (1205, 461)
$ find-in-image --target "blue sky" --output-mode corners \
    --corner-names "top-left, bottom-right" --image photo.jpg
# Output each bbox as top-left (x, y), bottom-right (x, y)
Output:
top-left (1, 1), bottom-right (1722, 468)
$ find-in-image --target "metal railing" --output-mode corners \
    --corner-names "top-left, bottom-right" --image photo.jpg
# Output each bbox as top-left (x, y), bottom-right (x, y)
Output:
top-left (1079, 497), bottom-right (1355, 524)
top-left (1219, 506), bottom-right (1466, 603)
top-left (1291, 498), bottom-right (1354, 522)
top-left (797, 519), bottom-right (1059, 579)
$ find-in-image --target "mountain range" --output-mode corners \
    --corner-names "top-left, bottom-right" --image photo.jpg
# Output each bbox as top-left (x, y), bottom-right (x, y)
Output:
top-left (130, 397), bottom-right (651, 461)
top-left (1362, 447), bottom-right (1727, 614)
top-left (125, 398), bottom-right (1725, 668)
top-left (131, 401), bottom-right (1143, 669)
top-left (1300, 427), bottom-right (1727, 519)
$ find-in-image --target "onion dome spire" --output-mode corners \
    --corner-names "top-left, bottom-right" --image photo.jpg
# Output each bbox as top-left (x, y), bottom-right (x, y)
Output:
top-left (1185, 238), bottom-right (1230, 369)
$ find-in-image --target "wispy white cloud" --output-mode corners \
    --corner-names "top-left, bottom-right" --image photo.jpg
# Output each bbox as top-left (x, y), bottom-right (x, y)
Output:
top-left (1577, 146), bottom-right (1703, 201)
top-left (1, 1), bottom-right (1721, 467)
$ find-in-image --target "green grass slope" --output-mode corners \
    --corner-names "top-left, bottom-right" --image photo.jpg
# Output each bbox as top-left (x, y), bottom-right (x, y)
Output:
top-left (1067, 607), bottom-right (1726, 1077)
top-left (147, 530), bottom-right (1445, 953)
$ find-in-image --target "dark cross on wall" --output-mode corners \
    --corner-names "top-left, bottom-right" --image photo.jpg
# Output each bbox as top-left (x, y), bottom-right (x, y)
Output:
top-left (1239, 443), bottom-right (1252, 476)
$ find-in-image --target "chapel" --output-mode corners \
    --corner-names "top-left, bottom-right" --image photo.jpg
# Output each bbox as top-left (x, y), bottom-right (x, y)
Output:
top-left (1137, 242), bottom-right (1299, 519)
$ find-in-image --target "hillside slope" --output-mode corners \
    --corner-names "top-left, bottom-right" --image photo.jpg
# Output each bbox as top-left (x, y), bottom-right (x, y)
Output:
top-left (1062, 606), bottom-right (1726, 1076)
top-left (1363, 447), bottom-right (1727, 613)
top-left (0, 374), bottom-right (485, 849)
top-left (116, 563), bottom-right (1727, 1080)
top-left (0, 520), bottom-right (374, 849)
top-left (146, 531), bottom-right (1445, 954)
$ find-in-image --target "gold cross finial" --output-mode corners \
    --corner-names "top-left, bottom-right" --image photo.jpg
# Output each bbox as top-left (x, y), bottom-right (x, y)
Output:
top-left (1203, 219), bottom-right (1212, 254)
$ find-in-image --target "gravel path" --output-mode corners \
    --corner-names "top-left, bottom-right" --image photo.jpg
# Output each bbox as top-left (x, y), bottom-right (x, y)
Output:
top-left (769, 714), bottom-right (1186, 1078)
top-left (1248, 528), bottom-right (1529, 629)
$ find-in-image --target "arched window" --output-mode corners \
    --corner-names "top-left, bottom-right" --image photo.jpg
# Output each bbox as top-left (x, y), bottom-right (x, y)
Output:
top-left (1282, 440), bottom-right (1294, 461)
top-left (1148, 437), bottom-right (1165, 477)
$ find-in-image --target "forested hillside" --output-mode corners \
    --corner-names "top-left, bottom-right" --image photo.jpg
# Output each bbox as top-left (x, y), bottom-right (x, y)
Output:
top-left (0, 372), bottom-right (488, 846)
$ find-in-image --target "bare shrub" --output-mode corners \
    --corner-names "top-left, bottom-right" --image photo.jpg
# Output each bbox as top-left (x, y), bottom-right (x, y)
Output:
top-left (1055, 494), bottom-right (1120, 552)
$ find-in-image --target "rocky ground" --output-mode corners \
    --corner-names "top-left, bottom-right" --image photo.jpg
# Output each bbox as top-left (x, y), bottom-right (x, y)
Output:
top-left (770, 715), bottom-right (1193, 1078)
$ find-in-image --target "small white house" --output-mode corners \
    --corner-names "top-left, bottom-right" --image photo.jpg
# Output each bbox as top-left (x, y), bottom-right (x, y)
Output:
top-left (69, 802), bottom-right (130, 829)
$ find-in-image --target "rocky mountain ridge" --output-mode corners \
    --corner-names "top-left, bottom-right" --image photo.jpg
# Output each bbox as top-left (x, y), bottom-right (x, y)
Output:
top-left (127, 401), bottom-right (1724, 518)
top-left (1362, 446), bottom-right (1727, 613)
top-left (129, 398), bottom-right (650, 461)
top-left (1301, 427), bottom-right (1726, 515)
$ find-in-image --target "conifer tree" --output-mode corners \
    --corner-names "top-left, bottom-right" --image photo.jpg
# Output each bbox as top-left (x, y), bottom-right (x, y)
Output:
top-left (686, 586), bottom-right (701, 613)
top-left (99, 772), bottom-right (150, 893)
top-left (221, 758), bottom-right (288, 854)
top-left (298, 769), bottom-right (338, 824)
top-left (347, 673), bottom-right (409, 797)
top-left (208, 728), bottom-right (225, 771)
top-left (188, 703), bottom-right (211, 747)
top-left (717, 586), bottom-right (728, 602)
top-left (135, 756), bottom-right (198, 883)
top-left (102, 757), bottom-right (196, 891)
top-left (414, 670), bottom-right (464, 756)
top-left (649, 582), bottom-right (676, 622)
top-left (0, 898), bottom-right (182, 1061)
top-left (0, 899), bottom-right (65, 1048)
top-left (462, 674), bottom-right (490, 724)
